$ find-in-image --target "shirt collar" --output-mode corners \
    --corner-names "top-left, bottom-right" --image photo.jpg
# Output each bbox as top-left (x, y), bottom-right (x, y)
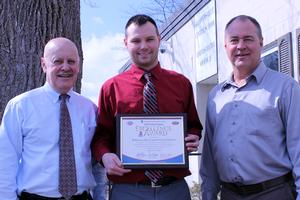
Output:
top-left (251, 61), bottom-right (268, 84)
top-left (221, 61), bottom-right (267, 91)
top-left (130, 62), bottom-right (162, 81)
top-left (42, 82), bottom-right (74, 103)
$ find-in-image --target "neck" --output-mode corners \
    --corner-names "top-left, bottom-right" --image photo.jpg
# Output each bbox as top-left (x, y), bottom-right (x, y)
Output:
top-left (136, 61), bottom-right (159, 72)
top-left (232, 68), bottom-right (253, 87)
top-left (233, 77), bottom-right (247, 87)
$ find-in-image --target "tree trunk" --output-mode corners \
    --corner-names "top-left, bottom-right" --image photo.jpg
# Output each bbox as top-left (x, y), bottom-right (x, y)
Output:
top-left (0, 0), bottom-right (82, 121)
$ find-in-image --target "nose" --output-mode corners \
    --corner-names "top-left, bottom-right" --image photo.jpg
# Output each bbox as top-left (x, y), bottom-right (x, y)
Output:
top-left (61, 62), bottom-right (71, 70)
top-left (140, 41), bottom-right (148, 49)
top-left (237, 39), bottom-right (246, 50)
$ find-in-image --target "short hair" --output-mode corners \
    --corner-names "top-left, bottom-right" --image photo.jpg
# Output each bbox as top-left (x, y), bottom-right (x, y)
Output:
top-left (225, 15), bottom-right (263, 39)
top-left (125, 14), bottom-right (159, 36)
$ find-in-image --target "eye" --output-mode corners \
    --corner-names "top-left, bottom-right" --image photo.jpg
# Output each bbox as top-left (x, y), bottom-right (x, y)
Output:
top-left (53, 59), bottom-right (63, 65)
top-left (67, 59), bottom-right (76, 65)
top-left (244, 37), bottom-right (254, 43)
top-left (230, 38), bottom-right (238, 44)
top-left (131, 39), bottom-right (140, 44)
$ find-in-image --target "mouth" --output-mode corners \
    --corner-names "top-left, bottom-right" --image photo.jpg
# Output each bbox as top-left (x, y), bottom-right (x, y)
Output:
top-left (235, 53), bottom-right (249, 59)
top-left (138, 53), bottom-right (150, 57)
top-left (57, 73), bottom-right (73, 78)
top-left (138, 50), bottom-right (152, 56)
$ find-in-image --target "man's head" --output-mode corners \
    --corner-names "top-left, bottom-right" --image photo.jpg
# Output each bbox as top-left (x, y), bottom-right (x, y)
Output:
top-left (224, 15), bottom-right (263, 72)
top-left (41, 37), bottom-right (80, 94)
top-left (124, 14), bottom-right (160, 71)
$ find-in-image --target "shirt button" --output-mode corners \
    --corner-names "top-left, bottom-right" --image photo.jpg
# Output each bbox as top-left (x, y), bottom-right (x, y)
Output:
top-left (234, 176), bottom-right (243, 182)
top-left (230, 140), bottom-right (233, 143)
top-left (234, 104), bottom-right (238, 108)
top-left (232, 122), bottom-right (236, 125)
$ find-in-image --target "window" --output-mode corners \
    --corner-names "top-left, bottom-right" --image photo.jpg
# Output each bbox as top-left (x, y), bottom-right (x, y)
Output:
top-left (296, 28), bottom-right (300, 82)
top-left (261, 33), bottom-right (293, 77)
top-left (262, 44), bottom-right (278, 71)
top-left (278, 33), bottom-right (293, 77)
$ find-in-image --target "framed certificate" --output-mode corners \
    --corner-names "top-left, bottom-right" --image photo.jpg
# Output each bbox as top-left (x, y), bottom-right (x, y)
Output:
top-left (116, 113), bottom-right (188, 168)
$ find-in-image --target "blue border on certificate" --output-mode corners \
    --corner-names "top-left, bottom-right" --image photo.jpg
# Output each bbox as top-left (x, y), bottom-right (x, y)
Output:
top-left (122, 154), bottom-right (184, 164)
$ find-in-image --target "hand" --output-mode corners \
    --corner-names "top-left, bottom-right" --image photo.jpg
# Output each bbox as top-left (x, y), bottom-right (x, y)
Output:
top-left (102, 153), bottom-right (131, 176)
top-left (185, 134), bottom-right (199, 152)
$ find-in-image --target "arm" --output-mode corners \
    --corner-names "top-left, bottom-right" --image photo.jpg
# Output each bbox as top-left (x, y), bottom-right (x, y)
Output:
top-left (91, 84), bottom-right (131, 176)
top-left (184, 79), bottom-right (203, 152)
top-left (200, 95), bottom-right (221, 200)
top-left (281, 81), bottom-right (300, 199)
top-left (0, 101), bottom-right (23, 199)
top-left (92, 85), bottom-right (115, 162)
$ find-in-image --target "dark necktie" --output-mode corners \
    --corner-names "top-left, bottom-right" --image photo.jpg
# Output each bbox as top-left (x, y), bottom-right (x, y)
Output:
top-left (59, 94), bottom-right (77, 200)
top-left (143, 73), bottom-right (164, 184)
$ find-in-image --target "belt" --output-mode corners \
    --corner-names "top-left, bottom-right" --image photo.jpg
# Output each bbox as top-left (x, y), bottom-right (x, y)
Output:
top-left (19, 191), bottom-right (92, 200)
top-left (136, 176), bottom-right (179, 188)
top-left (221, 172), bottom-right (293, 196)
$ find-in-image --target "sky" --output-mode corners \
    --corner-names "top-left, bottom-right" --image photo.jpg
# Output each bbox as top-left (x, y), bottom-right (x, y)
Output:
top-left (80, 0), bottom-right (199, 186)
top-left (80, 0), bottom-right (155, 103)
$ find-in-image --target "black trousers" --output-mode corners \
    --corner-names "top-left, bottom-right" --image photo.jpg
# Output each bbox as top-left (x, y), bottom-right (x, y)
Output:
top-left (19, 191), bottom-right (93, 200)
top-left (221, 180), bottom-right (296, 200)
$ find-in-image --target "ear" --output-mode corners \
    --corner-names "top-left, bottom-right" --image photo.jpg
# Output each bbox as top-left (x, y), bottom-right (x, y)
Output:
top-left (124, 37), bottom-right (128, 47)
top-left (224, 42), bottom-right (227, 49)
top-left (260, 38), bottom-right (263, 47)
top-left (41, 57), bottom-right (47, 73)
top-left (158, 35), bottom-right (161, 45)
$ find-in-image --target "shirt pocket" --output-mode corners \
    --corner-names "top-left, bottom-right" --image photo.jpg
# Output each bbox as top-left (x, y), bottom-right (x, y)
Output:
top-left (246, 106), bottom-right (279, 137)
top-left (79, 121), bottom-right (96, 154)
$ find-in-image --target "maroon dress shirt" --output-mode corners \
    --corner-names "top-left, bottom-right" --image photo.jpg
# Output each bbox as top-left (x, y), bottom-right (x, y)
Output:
top-left (92, 63), bottom-right (203, 183)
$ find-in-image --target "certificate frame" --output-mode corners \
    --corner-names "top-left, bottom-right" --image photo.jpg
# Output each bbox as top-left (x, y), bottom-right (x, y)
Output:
top-left (116, 113), bottom-right (188, 169)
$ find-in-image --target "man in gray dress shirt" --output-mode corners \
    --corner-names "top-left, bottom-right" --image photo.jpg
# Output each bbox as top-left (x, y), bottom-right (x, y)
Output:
top-left (200, 15), bottom-right (300, 200)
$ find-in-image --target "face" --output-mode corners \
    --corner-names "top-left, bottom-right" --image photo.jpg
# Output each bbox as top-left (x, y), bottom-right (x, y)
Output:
top-left (41, 38), bottom-right (80, 94)
top-left (124, 21), bottom-right (160, 70)
top-left (224, 19), bottom-right (263, 72)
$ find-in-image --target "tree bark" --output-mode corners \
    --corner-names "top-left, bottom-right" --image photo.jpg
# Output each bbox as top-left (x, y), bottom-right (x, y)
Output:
top-left (0, 0), bottom-right (82, 121)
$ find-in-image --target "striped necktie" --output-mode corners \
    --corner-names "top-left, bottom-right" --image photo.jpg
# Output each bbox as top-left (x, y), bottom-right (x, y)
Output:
top-left (59, 94), bottom-right (77, 200)
top-left (143, 73), bottom-right (164, 184)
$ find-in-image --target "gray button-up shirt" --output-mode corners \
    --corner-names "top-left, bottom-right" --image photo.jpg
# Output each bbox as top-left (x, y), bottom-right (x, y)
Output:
top-left (200, 62), bottom-right (300, 200)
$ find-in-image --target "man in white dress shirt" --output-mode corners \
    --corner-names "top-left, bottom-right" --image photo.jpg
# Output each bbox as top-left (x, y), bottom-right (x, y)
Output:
top-left (0, 37), bottom-right (96, 200)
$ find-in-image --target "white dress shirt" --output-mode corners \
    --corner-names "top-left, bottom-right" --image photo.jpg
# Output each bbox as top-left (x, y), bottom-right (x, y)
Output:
top-left (0, 83), bottom-right (97, 199)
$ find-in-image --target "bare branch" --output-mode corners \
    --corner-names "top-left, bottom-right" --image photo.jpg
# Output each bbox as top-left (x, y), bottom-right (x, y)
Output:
top-left (82, 0), bottom-right (99, 8)
top-left (128, 0), bottom-right (187, 26)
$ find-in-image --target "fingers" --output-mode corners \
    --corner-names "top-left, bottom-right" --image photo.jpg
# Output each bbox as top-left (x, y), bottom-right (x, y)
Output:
top-left (185, 134), bottom-right (200, 152)
top-left (102, 153), bottom-right (132, 176)
top-left (109, 166), bottom-right (131, 176)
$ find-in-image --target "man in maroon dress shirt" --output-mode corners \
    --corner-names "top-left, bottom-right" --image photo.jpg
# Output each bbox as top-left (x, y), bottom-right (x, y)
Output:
top-left (92, 14), bottom-right (202, 200)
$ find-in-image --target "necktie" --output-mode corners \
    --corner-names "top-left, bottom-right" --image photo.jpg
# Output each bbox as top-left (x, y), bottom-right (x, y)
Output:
top-left (59, 94), bottom-right (77, 200)
top-left (143, 73), bottom-right (164, 184)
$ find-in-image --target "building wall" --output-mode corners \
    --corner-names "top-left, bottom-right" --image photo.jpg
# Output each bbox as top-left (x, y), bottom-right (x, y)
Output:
top-left (158, 0), bottom-right (300, 186)
top-left (159, 19), bottom-right (197, 86)
top-left (216, 0), bottom-right (300, 82)
top-left (158, 14), bottom-right (201, 187)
